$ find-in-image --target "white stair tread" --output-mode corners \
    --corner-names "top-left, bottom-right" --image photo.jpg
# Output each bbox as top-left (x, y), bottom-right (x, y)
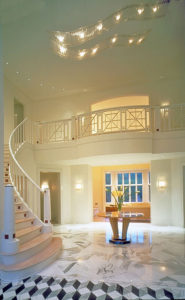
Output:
top-left (15, 217), bottom-right (34, 224)
top-left (16, 225), bottom-right (42, 238)
top-left (15, 210), bottom-right (28, 214)
top-left (15, 201), bottom-right (23, 205)
top-left (0, 237), bottom-right (62, 271)
top-left (15, 203), bottom-right (24, 207)
top-left (19, 233), bottom-right (52, 253)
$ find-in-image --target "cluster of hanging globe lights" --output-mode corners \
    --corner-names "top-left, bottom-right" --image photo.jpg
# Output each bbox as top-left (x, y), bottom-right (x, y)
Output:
top-left (52, 1), bottom-right (170, 60)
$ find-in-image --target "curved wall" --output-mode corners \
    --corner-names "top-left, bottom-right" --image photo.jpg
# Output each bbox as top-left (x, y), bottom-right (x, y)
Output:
top-left (34, 131), bottom-right (185, 164)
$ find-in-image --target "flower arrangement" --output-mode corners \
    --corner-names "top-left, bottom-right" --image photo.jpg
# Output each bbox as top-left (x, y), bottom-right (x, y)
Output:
top-left (111, 186), bottom-right (129, 212)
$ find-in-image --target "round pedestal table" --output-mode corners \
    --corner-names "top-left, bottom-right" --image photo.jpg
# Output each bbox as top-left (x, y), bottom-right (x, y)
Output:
top-left (108, 212), bottom-right (143, 244)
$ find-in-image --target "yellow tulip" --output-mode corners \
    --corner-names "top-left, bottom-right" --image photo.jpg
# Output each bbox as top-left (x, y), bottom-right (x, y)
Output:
top-left (112, 190), bottom-right (118, 197)
top-left (117, 191), bottom-right (123, 197)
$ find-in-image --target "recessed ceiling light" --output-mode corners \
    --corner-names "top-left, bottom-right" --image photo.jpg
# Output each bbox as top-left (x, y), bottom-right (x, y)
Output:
top-left (6, 62), bottom-right (8, 65)
top-left (129, 39), bottom-right (134, 44)
top-left (16, 71), bottom-right (19, 75)
top-left (92, 47), bottom-right (98, 55)
top-left (115, 14), bottom-right (121, 21)
top-left (96, 23), bottom-right (103, 31)
top-left (111, 37), bottom-right (117, 43)
top-left (137, 38), bottom-right (143, 44)
top-left (40, 83), bottom-right (43, 87)
top-left (27, 78), bottom-right (31, 81)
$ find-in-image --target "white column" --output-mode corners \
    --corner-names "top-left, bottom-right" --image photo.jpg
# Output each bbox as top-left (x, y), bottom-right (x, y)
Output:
top-left (44, 188), bottom-right (51, 224)
top-left (71, 165), bottom-right (93, 223)
top-left (0, 25), bottom-right (4, 249)
top-left (1, 185), bottom-right (19, 253)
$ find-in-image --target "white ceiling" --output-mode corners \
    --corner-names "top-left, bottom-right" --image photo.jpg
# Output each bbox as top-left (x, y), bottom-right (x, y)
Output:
top-left (1, 0), bottom-right (185, 101)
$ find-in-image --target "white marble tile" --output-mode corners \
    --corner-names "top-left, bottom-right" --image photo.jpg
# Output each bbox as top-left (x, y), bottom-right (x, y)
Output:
top-left (39, 222), bottom-right (185, 289)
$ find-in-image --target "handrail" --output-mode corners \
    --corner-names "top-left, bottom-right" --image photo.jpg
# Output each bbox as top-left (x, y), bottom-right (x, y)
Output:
top-left (8, 118), bottom-right (46, 224)
top-left (9, 118), bottom-right (42, 192)
top-left (37, 103), bottom-right (185, 124)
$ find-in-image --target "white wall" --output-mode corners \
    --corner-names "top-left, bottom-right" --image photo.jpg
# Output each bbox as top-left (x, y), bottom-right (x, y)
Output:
top-left (151, 157), bottom-right (185, 227)
top-left (16, 144), bottom-right (37, 182)
top-left (4, 78), bottom-right (32, 143)
top-left (151, 159), bottom-right (172, 226)
top-left (37, 164), bottom-right (93, 224)
top-left (34, 131), bottom-right (185, 164)
top-left (171, 157), bottom-right (185, 227)
top-left (32, 93), bottom-right (91, 122)
top-left (31, 76), bottom-right (185, 123)
top-left (71, 165), bottom-right (93, 223)
top-left (60, 166), bottom-right (72, 224)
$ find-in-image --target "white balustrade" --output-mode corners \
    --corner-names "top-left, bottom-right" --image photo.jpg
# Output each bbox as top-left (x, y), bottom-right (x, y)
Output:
top-left (38, 119), bottom-right (72, 144)
top-left (29, 104), bottom-right (184, 143)
top-left (77, 105), bottom-right (151, 138)
top-left (9, 119), bottom-right (51, 227)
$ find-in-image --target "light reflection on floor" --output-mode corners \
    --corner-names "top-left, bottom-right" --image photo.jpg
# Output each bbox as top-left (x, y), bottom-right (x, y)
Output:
top-left (39, 222), bottom-right (185, 296)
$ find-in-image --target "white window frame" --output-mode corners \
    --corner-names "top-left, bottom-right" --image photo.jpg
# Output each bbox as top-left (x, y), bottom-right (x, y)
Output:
top-left (117, 172), bottom-right (143, 203)
top-left (105, 172), bottom-right (112, 204)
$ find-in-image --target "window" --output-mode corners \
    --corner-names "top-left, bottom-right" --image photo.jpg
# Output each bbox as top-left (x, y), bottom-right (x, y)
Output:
top-left (104, 170), bottom-right (150, 205)
top-left (105, 173), bottom-right (112, 203)
top-left (117, 172), bottom-right (143, 202)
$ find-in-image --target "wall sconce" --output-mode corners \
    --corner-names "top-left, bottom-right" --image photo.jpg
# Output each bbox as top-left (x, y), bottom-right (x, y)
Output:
top-left (157, 178), bottom-right (167, 191)
top-left (75, 183), bottom-right (83, 190)
top-left (41, 182), bottom-right (49, 191)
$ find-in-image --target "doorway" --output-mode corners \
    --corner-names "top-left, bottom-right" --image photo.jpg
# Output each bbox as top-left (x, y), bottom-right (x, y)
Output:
top-left (40, 172), bottom-right (61, 224)
top-left (14, 98), bottom-right (24, 127)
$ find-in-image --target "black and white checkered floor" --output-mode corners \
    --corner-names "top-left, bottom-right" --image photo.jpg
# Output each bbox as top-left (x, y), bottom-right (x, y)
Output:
top-left (0, 275), bottom-right (176, 299)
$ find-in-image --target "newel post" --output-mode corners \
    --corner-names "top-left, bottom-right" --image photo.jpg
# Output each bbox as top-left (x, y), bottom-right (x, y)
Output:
top-left (154, 106), bottom-right (161, 132)
top-left (1, 185), bottom-right (19, 253)
top-left (44, 188), bottom-right (51, 225)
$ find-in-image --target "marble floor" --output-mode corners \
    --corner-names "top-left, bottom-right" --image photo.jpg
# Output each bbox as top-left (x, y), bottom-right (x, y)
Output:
top-left (1, 222), bottom-right (185, 299)
top-left (38, 222), bottom-right (185, 298)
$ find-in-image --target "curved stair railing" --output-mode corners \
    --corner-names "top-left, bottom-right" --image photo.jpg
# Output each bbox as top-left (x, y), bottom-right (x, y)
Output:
top-left (9, 118), bottom-right (51, 226)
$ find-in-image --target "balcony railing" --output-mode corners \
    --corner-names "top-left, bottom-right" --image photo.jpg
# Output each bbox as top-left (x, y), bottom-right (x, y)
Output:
top-left (36, 104), bottom-right (185, 144)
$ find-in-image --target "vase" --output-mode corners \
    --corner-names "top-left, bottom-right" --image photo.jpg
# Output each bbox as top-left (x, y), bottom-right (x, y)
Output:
top-left (117, 202), bottom-right (122, 212)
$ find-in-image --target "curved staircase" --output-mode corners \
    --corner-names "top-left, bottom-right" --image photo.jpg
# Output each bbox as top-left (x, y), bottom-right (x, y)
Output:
top-left (0, 138), bottom-right (62, 281)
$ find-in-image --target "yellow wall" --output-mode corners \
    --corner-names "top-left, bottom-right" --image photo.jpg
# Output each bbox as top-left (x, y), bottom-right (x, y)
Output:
top-left (92, 163), bottom-right (150, 212)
